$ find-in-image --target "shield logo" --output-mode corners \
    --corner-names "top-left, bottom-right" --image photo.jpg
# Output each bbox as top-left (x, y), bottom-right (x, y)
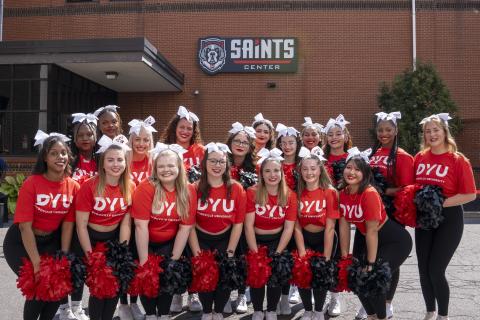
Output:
top-left (199, 38), bottom-right (226, 74)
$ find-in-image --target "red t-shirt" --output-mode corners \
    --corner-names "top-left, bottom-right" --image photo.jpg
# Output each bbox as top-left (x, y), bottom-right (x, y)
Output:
top-left (130, 156), bottom-right (152, 186)
top-left (72, 155), bottom-right (97, 184)
top-left (298, 187), bottom-right (340, 228)
top-left (131, 180), bottom-right (196, 243)
top-left (414, 150), bottom-right (476, 198)
top-left (75, 177), bottom-right (135, 226)
top-left (369, 147), bottom-right (414, 187)
top-left (183, 143), bottom-right (205, 171)
top-left (283, 162), bottom-right (297, 191)
top-left (246, 187), bottom-right (298, 230)
top-left (195, 181), bottom-right (246, 233)
top-left (14, 175), bottom-right (80, 232)
top-left (325, 153), bottom-right (348, 185)
top-left (230, 165), bottom-right (241, 181)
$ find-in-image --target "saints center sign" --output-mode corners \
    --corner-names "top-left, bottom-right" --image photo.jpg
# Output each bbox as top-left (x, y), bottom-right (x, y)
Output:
top-left (198, 37), bottom-right (298, 75)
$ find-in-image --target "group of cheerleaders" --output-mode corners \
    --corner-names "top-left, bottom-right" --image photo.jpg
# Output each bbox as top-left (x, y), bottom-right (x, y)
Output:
top-left (2, 105), bottom-right (476, 320)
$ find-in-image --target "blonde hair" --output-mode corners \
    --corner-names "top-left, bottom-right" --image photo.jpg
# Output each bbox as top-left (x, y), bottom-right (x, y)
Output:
top-left (297, 156), bottom-right (333, 196)
top-left (96, 145), bottom-right (133, 205)
top-left (127, 126), bottom-right (154, 167)
top-left (149, 150), bottom-right (190, 220)
top-left (256, 159), bottom-right (289, 207)
top-left (420, 118), bottom-right (457, 153)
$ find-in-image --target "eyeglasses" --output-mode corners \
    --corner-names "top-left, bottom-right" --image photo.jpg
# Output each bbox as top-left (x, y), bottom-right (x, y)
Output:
top-left (207, 159), bottom-right (227, 166)
top-left (232, 139), bottom-right (250, 147)
top-left (280, 141), bottom-right (296, 147)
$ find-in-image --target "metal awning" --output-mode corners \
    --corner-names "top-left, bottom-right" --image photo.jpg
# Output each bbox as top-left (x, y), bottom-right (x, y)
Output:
top-left (0, 37), bottom-right (184, 92)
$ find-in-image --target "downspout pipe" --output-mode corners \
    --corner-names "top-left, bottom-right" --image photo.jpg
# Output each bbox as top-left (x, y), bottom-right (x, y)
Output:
top-left (412, 0), bottom-right (417, 70)
top-left (0, 0), bottom-right (3, 41)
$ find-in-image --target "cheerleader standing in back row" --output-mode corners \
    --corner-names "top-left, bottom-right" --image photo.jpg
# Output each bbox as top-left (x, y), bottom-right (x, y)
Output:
top-left (414, 114), bottom-right (476, 320)
top-left (338, 148), bottom-right (412, 320)
top-left (245, 148), bottom-right (297, 320)
top-left (295, 147), bottom-right (339, 320)
top-left (70, 113), bottom-right (98, 185)
top-left (132, 143), bottom-right (197, 320)
top-left (93, 105), bottom-right (123, 139)
top-left (252, 113), bottom-right (276, 153)
top-left (188, 143), bottom-right (246, 320)
top-left (301, 117), bottom-right (324, 150)
top-left (3, 132), bottom-right (79, 320)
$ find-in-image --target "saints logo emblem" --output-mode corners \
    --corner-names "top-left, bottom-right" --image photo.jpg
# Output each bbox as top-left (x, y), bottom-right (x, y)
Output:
top-left (199, 38), bottom-right (226, 74)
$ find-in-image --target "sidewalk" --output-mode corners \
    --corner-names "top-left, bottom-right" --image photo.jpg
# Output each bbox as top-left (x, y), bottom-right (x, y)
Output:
top-left (1, 224), bottom-right (479, 320)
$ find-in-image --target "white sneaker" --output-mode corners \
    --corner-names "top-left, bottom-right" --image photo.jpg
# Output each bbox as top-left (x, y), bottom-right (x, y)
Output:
top-left (423, 312), bottom-right (436, 320)
top-left (436, 316), bottom-right (449, 320)
top-left (235, 294), bottom-right (248, 313)
top-left (277, 294), bottom-right (291, 315)
top-left (386, 303), bottom-right (393, 319)
top-left (145, 316), bottom-right (158, 320)
top-left (201, 313), bottom-right (213, 320)
top-left (252, 311), bottom-right (265, 320)
top-left (266, 311), bottom-right (277, 320)
top-left (300, 311), bottom-right (313, 320)
top-left (355, 306), bottom-right (368, 320)
top-left (72, 305), bottom-right (90, 320)
top-left (223, 299), bottom-right (233, 313)
top-left (59, 306), bottom-right (77, 320)
top-left (289, 286), bottom-right (301, 304)
top-left (170, 294), bottom-right (183, 313)
top-left (158, 316), bottom-right (170, 320)
top-left (212, 313), bottom-right (224, 320)
top-left (130, 303), bottom-right (145, 320)
top-left (313, 311), bottom-right (325, 320)
top-left (188, 293), bottom-right (203, 312)
top-left (245, 287), bottom-right (251, 303)
top-left (118, 304), bottom-right (134, 320)
top-left (327, 292), bottom-right (341, 316)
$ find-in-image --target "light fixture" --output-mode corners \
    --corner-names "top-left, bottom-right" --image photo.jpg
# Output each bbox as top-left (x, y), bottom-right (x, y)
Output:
top-left (193, 90), bottom-right (200, 96)
top-left (267, 82), bottom-right (276, 88)
top-left (105, 71), bottom-right (119, 80)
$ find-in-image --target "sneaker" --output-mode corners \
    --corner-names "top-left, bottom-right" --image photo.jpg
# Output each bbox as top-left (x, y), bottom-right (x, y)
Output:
top-left (289, 286), bottom-right (300, 304)
top-left (212, 313), bottom-right (224, 320)
top-left (327, 293), bottom-right (341, 317)
top-left (145, 316), bottom-right (158, 320)
top-left (276, 294), bottom-right (291, 315)
top-left (188, 293), bottom-right (203, 312)
top-left (117, 304), bottom-right (134, 320)
top-left (313, 311), bottom-right (325, 320)
top-left (386, 303), bottom-right (393, 319)
top-left (436, 316), bottom-right (449, 320)
top-left (245, 287), bottom-right (251, 303)
top-left (423, 311), bottom-right (436, 320)
top-left (158, 316), bottom-right (170, 320)
top-left (355, 306), bottom-right (367, 320)
top-left (170, 294), bottom-right (183, 313)
top-left (59, 306), bottom-right (77, 320)
top-left (130, 303), bottom-right (145, 320)
top-left (300, 311), bottom-right (313, 320)
top-left (235, 294), bottom-right (248, 313)
top-left (252, 311), bottom-right (265, 320)
top-left (223, 300), bottom-right (233, 313)
top-left (201, 313), bottom-right (213, 320)
top-left (72, 305), bottom-right (90, 320)
top-left (266, 311), bottom-right (277, 320)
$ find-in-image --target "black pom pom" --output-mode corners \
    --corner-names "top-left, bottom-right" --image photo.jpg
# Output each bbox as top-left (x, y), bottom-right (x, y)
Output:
top-left (371, 168), bottom-right (395, 217)
top-left (414, 185), bottom-right (445, 230)
top-left (188, 165), bottom-right (202, 183)
top-left (348, 258), bottom-right (392, 297)
top-left (216, 253), bottom-right (247, 291)
top-left (239, 170), bottom-right (258, 189)
top-left (105, 240), bottom-right (136, 295)
top-left (332, 159), bottom-right (346, 187)
top-left (268, 251), bottom-right (293, 288)
top-left (310, 256), bottom-right (338, 291)
top-left (160, 257), bottom-right (192, 295)
top-left (55, 251), bottom-right (86, 291)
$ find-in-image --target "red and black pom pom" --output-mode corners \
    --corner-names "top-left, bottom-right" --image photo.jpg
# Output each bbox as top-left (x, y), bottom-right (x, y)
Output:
top-left (394, 184), bottom-right (421, 227)
top-left (189, 250), bottom-right (219, 292)
top-left (334, 255), bottom-right (353, 292)
top-left (217, 253), bottom-right (246, 291)
top-left (161, 257), bottom-right (192, 295)
top-left (291, 250), bottom-right (315, 289)
top-left (245, 246), bottom-right (272, 288)
top-left (128, 254), bottom-right (164, 298)
top-left (85, 242), bottom-right (119, 299)
top-left (414, 185), bottom-right (445, 230)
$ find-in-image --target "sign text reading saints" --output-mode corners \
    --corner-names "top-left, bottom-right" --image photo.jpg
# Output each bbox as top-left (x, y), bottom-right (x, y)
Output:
top-left (198, 37), bottom-right (298, 75)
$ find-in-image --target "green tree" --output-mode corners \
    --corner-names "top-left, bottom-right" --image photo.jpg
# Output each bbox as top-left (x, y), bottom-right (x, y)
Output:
top-left (377, 62), bottom-right (461, 155)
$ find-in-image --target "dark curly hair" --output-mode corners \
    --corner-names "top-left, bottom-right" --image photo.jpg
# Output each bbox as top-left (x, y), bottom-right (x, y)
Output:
top-left (161, 115), bottom-right (202, 145)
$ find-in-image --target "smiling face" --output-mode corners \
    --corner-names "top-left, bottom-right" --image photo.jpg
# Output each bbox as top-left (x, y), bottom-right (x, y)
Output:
top-left (131, 128), bottom-right (152, 156)
top-left (205, 151), bottom-right (227, 179)
top-left (98, 111), bottom-right (120, 139)
top-left (423, 121), bottom-right (447, 150)
top-left (75, 123), bottom-right (96, 153)
top-left (326, 125), bottom-right (346, 151)
top-left (230, 131), bottom-right (251, 157)
top-left (343, 159), bottom-right (364, 187)
top-left (103, 148), bottom-right (126, 179)
top-left (155, 151), bottom-right (179, 187)
top-left (376, 120), bottom-right (397, 148)
top-left (279, 135), bottom-right (298, 157)
top-left (44, 141), bottom-right (69, 175)
top-left (175, 118), bottom-right (194, 146)
top-left (302, 127), bottom-right (321, 150)
top-left (262, 160), bottom-right (282, 188)
top-left (301, 158), bottom-right (320, 187)
top-left (255, 123), bottom-right (271, 147)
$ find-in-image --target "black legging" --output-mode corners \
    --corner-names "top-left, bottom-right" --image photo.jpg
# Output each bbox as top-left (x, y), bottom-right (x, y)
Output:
top-left (352, 219), bottom-right (412, 319)
top-left (298, 229), bottom-right (339, 312)
top-left (250, 232), bottom-right (283, 312)
top-left (415, 205), bottom-right (463, 317)
top-left (3, 224), bottom-right (62, 320)
top-left (139, 240), bottom-right (175, 316)
top-left (196, 228), bottom-right (232, 314)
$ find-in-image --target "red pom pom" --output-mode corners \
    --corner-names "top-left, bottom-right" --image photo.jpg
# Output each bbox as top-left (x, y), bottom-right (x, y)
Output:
top-left (128, 254), bottom-right (164, 298)
top-left (335, 254), bottom-right (353, 292)
top-left (394, 184), bottom-right (421, 227)
top-left (291, 250), bottom-right (319, 289)
top-left (36, 255), bottom-right (73, 301)
top-left (245, 246), bottom-right (272, 288)
top-left (189, 250), bottom-right (219, 292)
top-left (85, 242), bottom-right (119, 298)
top-left (17, 258), bottom-right (36, 300)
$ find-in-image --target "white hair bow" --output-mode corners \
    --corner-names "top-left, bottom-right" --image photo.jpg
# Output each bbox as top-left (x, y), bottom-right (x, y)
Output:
top-left (150, 142), bottom-right (186, 160)
top-left (252, 113), bottom-right (273, 128)
top-left (323, 114), bottom-right (350, 134)
top-left (96, 135), bottom-right (131, 154)
top-left (375, 111), bottom-right (402, 125)
top-left (229, 122), bottom-right (256, 138)
top-left (302, 117), bottom-right (324, 132)
top-left (346, 147), bottom-right (372, 163)
top-left (128, 116), bottom-right (157, 135)
top-left (298, 146), bottom-right (326, 161)
top-left (205, 142), bottom-right (231, 154)
top-left (93, 105), bottom-right (119, 117)
top-left (276, 123), bottom-right (299, 137)
top-left (177, 106), bottom-right (199, 123)
top-left (72, 113), bottom-right (98, 125)
top-left (419, 113), bottom-right (452, 125)
top-left (34, 130), bottom-right (71, 147)
top-left (257, 147), bottom-right (284, 164)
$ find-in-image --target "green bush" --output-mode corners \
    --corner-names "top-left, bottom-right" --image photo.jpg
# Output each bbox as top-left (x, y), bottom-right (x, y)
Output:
top-left (0, 173), bottom-right (26, 215)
